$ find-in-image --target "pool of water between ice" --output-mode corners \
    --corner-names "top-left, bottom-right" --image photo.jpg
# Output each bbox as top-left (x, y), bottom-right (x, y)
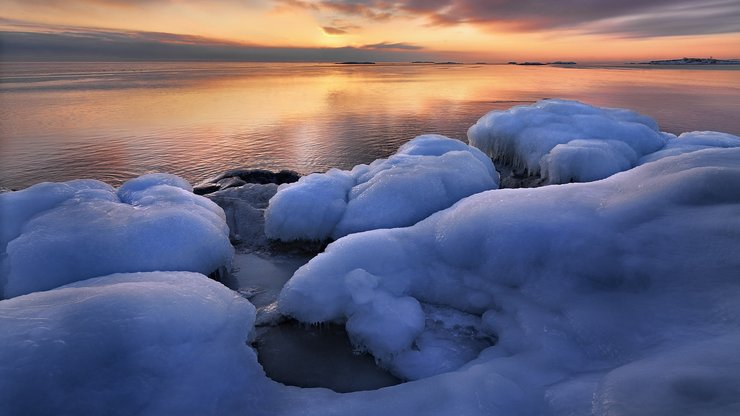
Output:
top-left (230, 252), bottom-right (402, 392)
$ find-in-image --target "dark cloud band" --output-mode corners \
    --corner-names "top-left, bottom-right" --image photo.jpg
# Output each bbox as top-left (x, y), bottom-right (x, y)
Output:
top-left (277, 0), bottom-right (740, 37)
top-left (0, 24), bottom-right (430, 61)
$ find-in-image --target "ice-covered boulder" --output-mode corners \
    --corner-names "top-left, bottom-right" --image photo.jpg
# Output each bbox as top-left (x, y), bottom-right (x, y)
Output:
top-left (467, 99), bottom-right (668, 184)
top-left (265, 134), bottom-right (499, 241)
top-left (0, 271), bottom-right (267, 416)
top-left (0, 174), bottom-right (233, 298)
top-left (206, 183), bottom-right (278, 247)
top-left (639, 130), bottom-right (740, 164)
top-left (278, 147), bottom-right (740, 413)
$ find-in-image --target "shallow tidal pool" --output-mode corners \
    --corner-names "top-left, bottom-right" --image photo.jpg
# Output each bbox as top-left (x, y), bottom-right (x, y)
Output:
top-left (231, 252), bottom-right (402, 392)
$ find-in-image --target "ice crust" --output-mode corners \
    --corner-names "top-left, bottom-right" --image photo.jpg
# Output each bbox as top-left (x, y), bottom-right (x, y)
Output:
top-left (0, 271), bottom-right (265, 416)
top-left (278, 147), bottom-right (740, 414)
top-left (639, 130), bottom-right (740, 164)
top-left (206, 182), bottom-right (278, 247)
top-left (467, 99), bottom-right (669, 183)
top-left (0, 174), bottom-right (233, 298)
top-left (265, 134), bottom-right (499, 241)
top-left (2, 104), bottom-right (740, 415)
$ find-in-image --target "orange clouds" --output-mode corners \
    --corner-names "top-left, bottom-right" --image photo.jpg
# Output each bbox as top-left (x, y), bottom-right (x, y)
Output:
top-left (1, 0), bottom-right (738, 62)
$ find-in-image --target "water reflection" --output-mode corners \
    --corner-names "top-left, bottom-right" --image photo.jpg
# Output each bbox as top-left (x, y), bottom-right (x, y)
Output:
top-left (1, 62), bottom-right (738, 189)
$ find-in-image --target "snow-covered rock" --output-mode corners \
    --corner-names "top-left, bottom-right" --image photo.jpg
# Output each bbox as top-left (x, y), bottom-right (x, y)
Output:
top-left (206, 183), bottom-right (278, 247)
top-left (265, 134), bottom-right (499, 241)
top-left (278, 147), bottom-right (740, 413)
top-left (0, 174), bottom-right (233, 298)
top-left (467, 99), bottom-right (668, 184)
top-left (0, 271), bottom-right (265, 416)
top-left (639, 130), bottom-right (740, 164)
top-left (3, 103), bottom-right (740, 416)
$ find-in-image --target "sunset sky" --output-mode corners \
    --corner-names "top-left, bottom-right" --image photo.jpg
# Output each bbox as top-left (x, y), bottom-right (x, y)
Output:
top-left (1, 0), bottom-right (738, 62)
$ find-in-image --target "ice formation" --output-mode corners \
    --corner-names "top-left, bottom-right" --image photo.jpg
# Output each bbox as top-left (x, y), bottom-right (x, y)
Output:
top-left (2, 103), bottom-right (740, 415)
top-left (206, 183), bottom-right (278, 247)
top-left (0, 174), bottom-right (233, 298)
top-left (0, 271), bottom-right (265, 416)
top-left (467, 99), bottom-right (669, 183)
top-left (279, 147), bottom-right (740, 413)
top-left (265, 134), bottom-right (498, 241)
top-left (639, 130), bottom-right (740, 164)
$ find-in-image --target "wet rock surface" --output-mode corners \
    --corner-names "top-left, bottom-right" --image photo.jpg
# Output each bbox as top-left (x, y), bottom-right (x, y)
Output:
top-left (199, 169), bottom-right (326, 254)
top-left (194, 169), bottom-right (300, 195)
top-left (495, 162), bottom-right (546, 188)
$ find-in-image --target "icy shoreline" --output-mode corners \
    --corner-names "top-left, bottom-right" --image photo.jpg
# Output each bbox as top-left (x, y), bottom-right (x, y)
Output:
top-left (2, 100), bottom-right (740, 415)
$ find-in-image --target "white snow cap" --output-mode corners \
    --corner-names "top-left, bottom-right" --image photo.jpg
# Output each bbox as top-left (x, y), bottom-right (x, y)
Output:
top-left (639, 130), bottom-right (740, 164)
top-left (265, 134), bottom-right (499, 241)
top-left (278, 147), bottom-right (740, 413)
top-left (0, 174), bottom-right (233, 298)
top-left (0, 271), bottom-right (264, 416)
top-left (467, 99), bottom-right (668, 183)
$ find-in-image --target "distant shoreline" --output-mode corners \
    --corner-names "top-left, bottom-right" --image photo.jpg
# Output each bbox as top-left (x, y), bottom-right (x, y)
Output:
top-left (634, 57), bottom-right (740, 65)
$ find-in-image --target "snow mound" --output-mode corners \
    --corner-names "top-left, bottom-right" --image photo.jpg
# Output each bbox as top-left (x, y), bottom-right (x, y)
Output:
top-left (278, 147), bottom-right (740, 413)
top-left (265, 134), bottom-right (498, 241)
top-left (0, 271), bottom-right (265, 416)
top-left (639, 131), bottom-right (740, 164)
top-left (467, 99), bottom-right (668, 183)
top-left (0, 174), bottom-right (233, 298)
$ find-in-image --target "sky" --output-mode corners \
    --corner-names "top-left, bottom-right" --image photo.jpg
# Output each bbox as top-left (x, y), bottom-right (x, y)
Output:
top-left (0, 0), bottom-right (738, 62)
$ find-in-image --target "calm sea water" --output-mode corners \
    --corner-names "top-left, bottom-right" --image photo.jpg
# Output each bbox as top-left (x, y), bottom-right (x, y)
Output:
top-left (1, 62), bottom-right (739, 189)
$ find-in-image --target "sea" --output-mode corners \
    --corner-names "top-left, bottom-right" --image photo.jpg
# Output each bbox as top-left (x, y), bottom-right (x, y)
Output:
top-left (1, 61), bottom-right (739, 189)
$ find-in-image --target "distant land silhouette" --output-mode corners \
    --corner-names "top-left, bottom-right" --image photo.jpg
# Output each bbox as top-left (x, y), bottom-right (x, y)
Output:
top-left (508, 61), bottom-right (577, 66)
top-left (639, 57), bottom-right (740, 65)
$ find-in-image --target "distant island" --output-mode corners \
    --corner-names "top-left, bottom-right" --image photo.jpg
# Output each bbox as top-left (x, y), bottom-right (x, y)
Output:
top-left (336, 61), bottom-right (376, 65)
top-left (508, 61), bottom-right (577, 66)
top-left (640, 57), bottom-right (740, 65)
top-left (409, 61), bottom-right (463, 65)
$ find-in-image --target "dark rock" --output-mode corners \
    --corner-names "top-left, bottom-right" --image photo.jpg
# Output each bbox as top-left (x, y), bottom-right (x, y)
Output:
top-left (275, 170), bottom-right (301, 184)
top-left (193, 184), bottom-right (221, 195)
top-left (194, 169), bottom-right (301, 196)
top-left (205, 181), bottom-right (325, 256)
top-left (206, 183), bottom-right (279, 249)
top-left (216, 177), bottom-right (246, 189)
top-left (495, 162), bottom-right (546, 189)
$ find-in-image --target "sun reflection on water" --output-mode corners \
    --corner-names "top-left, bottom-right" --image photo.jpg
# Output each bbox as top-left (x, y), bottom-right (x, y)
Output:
top-left (1, 62), bottom-right (738, 188)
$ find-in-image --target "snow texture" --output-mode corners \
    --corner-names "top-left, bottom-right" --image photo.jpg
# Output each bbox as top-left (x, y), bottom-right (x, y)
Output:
top-left (639, 130), bottom-right (740, 164)
top-left (0, 174), bottom-right (233, 298)
top-left (467, 99), bottom-right (668, 183)
top-left (279, 147), bottom-right (740, 414)
top-left (3, 104), bottom-right (740, 416)
top-left (0, 271), bottom-right (265, 416)
top-left (265, 134), bottom-right (499, 241)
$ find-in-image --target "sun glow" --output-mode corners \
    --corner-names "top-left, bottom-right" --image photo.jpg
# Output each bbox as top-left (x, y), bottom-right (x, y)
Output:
top-left (0, 0), bottom-right (738, 62)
